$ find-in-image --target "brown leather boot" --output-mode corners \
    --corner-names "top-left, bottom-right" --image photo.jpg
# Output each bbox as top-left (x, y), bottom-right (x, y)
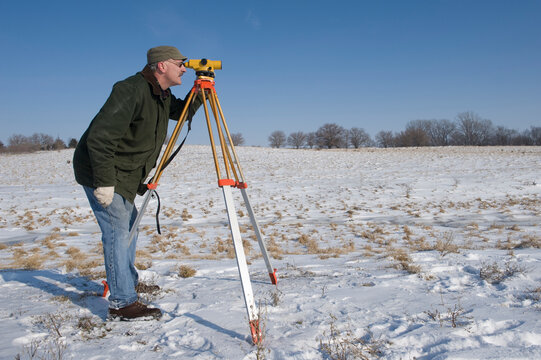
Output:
top-left (109, 301), bottom-right (162, 320)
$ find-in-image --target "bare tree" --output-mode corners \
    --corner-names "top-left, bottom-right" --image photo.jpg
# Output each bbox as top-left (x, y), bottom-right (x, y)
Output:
top-left (305, 132), bottom-right (317, 149)
top-left (492, 126), bottom-right (517, 145)
top-left (395, 120), bottom-right (430, 147)
top-left (315, 123), bottom-right (345, 149)
top-left (8, 134), bottom-right (38, 152)
top-left (453, 111), bottom-right (494, 146)
top-left (342, 130), bottom-right (350, 149)
top-left (8, 134), bottom-right (29, 147)
top-left (268, 130), bottom-right (286, 148)
top-left (510, 130), bottom-right (534, 145)
top-left (52, 137), bottom-right (67, 150)
top-left (287, 131), bottom-right (306, 149)
top-left (529, 126), bottom-right (541, 145)
top-left (68, 138), bottom-right (78, 148)
top-left (375, 131), bottom-right (395, 148)
top-left (30, 133), bottom-right (55, 150)
top-left (349, 127), bottom-right (372, 148)
top-left (428, 119), bottom-right (456, 146)
top-left (230, 133), bottom-right (245, 146)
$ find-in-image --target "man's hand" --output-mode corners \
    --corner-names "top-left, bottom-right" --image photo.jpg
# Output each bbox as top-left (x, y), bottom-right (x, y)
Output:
top-left (94, 186), bottom-right (115, 207)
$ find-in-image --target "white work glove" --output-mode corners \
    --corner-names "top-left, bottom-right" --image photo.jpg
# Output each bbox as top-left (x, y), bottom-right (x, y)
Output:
top-left (94, 186), bottom-right (115, 207)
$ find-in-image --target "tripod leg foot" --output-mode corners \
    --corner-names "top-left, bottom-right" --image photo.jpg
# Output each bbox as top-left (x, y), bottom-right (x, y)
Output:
top-left (269, 269), bottom-right (278, 285)
top-left (249, 319), bottom-right (262, 345)
top-left (101, 280), bottom-right (109, 298)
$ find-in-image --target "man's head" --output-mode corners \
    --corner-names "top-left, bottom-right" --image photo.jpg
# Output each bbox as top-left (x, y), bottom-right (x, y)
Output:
top-left (147, 45), bottom-right (187, 89)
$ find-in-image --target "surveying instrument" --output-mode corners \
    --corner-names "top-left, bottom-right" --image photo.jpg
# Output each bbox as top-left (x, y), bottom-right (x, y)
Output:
top-left (127, 58), bottom-right (277, 344)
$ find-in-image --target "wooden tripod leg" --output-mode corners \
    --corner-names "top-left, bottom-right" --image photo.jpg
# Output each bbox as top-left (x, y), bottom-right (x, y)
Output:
top-left (209, 90), bottom-right (242, 182)
top-left (212, 91), bottom-right (246, 182)
top-left (207, 89), bottom-right (232, 180)
top-left (200, 87), bottom-right (222, 182)
top-left (152, 88), bottom-right (196, 184)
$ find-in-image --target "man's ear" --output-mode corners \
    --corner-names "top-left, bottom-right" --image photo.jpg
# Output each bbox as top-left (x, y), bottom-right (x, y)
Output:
top-left (157, 62), bottom-right (166, 73)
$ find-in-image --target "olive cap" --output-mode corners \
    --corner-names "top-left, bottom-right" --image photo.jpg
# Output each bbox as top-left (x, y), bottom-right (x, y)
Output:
top-left (147, 46), bottom-right (187, 64)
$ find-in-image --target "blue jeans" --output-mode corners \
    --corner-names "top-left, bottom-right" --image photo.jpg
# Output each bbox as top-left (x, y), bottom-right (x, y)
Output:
top-left (83, 186), bottom-right (139, 308)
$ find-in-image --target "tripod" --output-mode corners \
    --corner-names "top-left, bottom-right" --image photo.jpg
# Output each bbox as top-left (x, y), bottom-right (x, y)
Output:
top-left (127, 59), bottom-right (277, 344)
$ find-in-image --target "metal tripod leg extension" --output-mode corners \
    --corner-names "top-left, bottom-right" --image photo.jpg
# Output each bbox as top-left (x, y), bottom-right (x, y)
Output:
top-left (240, 187), bottom-right (277, 284)
top-left (127, 187), bottom-right (154, 246)
top-left (220, 180), bottom-right (261, 344)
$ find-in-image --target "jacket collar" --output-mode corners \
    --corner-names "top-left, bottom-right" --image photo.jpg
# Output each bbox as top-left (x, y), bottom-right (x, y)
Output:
top-left (141, 65), bottom-right (170, 100)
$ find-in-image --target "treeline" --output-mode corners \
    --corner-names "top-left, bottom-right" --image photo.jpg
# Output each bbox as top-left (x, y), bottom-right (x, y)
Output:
top-left (268, 111), bottom-right (541, 148)
top-left (0, 133), bottom-right (78, 153)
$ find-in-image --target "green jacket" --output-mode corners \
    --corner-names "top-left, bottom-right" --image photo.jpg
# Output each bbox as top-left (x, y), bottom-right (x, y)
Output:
top-left (73, 66), bottom-right (200, 203)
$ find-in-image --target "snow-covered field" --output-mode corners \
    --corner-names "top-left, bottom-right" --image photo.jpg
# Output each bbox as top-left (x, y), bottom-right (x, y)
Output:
top-left (0, 145), bottom-right (540, 359)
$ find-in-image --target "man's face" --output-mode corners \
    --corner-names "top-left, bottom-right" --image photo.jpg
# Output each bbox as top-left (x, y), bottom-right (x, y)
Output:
top-left (164, 59), bottom-right (186, 87)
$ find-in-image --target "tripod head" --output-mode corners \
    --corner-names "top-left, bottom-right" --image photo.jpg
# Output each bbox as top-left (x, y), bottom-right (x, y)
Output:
top-left (185, 58), bottom-right (222, 78)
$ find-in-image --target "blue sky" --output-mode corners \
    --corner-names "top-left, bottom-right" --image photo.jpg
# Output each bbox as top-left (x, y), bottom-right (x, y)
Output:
top-left (0, 0), bottom-right (539, 147)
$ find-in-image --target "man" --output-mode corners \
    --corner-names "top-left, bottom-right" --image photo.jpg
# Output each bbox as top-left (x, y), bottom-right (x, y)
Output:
top-left (73, 46), bottom-right (201, 320)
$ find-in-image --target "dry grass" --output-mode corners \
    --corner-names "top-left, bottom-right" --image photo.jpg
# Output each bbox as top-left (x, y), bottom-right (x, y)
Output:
top-left (4, 246), bottom-right (47, 270)
top-left (76, 315), bottom-right (109, 340)
top-left (425, 294), bottom-right (473, 328)
top-left (361, 226), bottom-right (388, 243)
top-left (479, 260), bottom-right (526, 285)
top-left (211, 237), bottom-right (235, 258)
top-left (163, 206), bottom-right (180, 219)
top-left (136, 249), bottom-right (153, 259)
top-left (61, 257), bottom-right (102, 275)
top-left (512, 235), bottom-right (541, 249)
top-left (298, 234), bottom-right (319, 253)
top-left (79, 268), bottom-right (106, 280)
top-left (265, 236), bottom-right (284, 260)
top-left (65, 246), bottom-right (84, 257)
top-left (177, 264), bottom-right (197, 278)
top-left (41, 232), bottom-right (63, 248)
top-left (135, 259), bottom-right (153, 270)
top-left (406, 236), bottom-right (433, 252)
top-left (385, 246), bottom-right (422, 275)
top-left (521, 285), bottom-right (541, 308)
top-left (16, 312), bottom-right (69, 359)
top-left (17, 254), bottom-right (45, 270)
top-left (181, 208), bottom-right (193, 221)
top-left (318, 314), bottom-right (390, 359)
top-left (295, 232), bottom-right (355, 259)
top-left (434, 232), bottom-right (460, 257)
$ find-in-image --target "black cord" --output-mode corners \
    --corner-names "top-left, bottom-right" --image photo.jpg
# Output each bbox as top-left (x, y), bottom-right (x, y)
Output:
top-left (152, 190), bottom-right (161, 235)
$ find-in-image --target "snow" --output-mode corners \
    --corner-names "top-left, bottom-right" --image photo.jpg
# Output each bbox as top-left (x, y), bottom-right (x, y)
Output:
top-left (0, 145), bottom-right (540, 359)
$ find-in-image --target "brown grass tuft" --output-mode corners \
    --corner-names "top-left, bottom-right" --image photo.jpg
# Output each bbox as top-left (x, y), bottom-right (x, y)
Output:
top-left (177, 264), bottom-right (197, 278)
top-left (386, 246), bottom-right (422, 275)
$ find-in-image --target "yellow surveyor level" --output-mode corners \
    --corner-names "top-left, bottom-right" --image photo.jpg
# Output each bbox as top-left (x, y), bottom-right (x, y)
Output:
top-left (185, 58), bottom-right (222, 73)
